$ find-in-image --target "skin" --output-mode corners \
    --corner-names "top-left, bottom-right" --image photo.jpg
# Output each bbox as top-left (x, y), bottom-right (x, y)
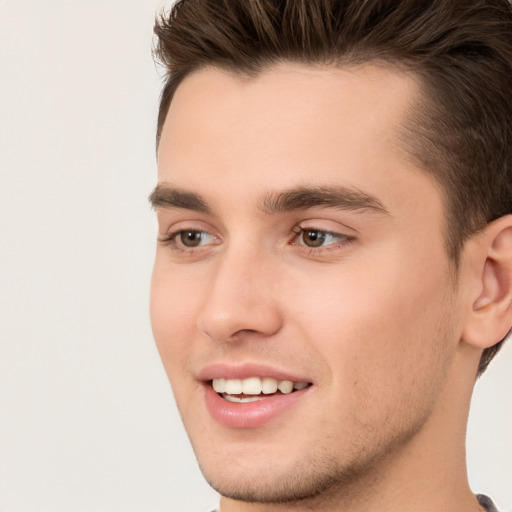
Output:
top-left (151, 63), bottom-right (512, 512)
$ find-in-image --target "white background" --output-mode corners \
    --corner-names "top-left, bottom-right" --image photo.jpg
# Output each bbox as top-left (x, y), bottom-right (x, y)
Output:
top-left (0, 1), bottom-right (510, 511)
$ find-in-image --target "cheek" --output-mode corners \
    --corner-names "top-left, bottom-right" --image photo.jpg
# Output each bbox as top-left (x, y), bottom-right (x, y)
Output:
top-left (287, 250), bottom-right (456, 387)
top-left (150, 262), bottom-right (201, 375)
top-left (288, 260), bottom-right (456, 443)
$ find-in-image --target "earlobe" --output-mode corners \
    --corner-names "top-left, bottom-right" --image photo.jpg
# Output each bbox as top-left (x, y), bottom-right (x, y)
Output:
top-left (462, 216), bottom-right (512, 349)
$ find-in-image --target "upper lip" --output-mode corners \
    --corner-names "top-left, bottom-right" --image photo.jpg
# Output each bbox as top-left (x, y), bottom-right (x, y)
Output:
top-left (197, 362), bottom-right (312, 383)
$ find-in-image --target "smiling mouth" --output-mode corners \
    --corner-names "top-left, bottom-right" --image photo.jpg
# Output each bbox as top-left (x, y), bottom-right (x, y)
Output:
top-left (211, 377), bottom-right (312, 403)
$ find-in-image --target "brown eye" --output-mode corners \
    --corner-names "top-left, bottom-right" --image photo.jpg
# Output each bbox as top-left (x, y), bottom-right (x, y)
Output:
top-left (179, 230), bottom-right (205, 247)
top-left (301, 229), bottom-right (326, 247)
top-left (293, 227), bottom-right (350, 249)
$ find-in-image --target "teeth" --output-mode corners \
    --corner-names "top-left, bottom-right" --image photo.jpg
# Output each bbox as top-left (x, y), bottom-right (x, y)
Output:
top-left (211, 377), bottom-right (309, 396)
top-left (224, 379), bottom-right (242, 394)
top-left (223, 394), bottom-right (264, 403)
top-left (277, 380), bottom-right (293, 393)
top-left (261, 377), bottom-right (278, 394)
top-left (212, 378), bottom-right (225, 393)
top-left (242, 377), bottom-right (261, 394)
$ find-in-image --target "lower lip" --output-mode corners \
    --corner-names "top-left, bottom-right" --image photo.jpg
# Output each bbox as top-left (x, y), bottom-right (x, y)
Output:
top-left (203, 383), bottom-right (311, 429)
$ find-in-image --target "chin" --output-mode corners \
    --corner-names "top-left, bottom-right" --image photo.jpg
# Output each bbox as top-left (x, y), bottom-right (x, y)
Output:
top-left (191, 406), bottom-right (432, 506)
top-left (192, 431), bottom-right (397, 507)
top-left (198, 452), bottom-right (349, 505)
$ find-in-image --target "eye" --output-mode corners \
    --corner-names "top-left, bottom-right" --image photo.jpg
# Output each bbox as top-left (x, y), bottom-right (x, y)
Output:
top-left (159, 229), bottom-right (219, 250)
top-left (300, 229), bottom-right (328, 248)
top-left (177, 230), bottom-right (212, 247)
top-left (292, 227), bottom-right (350, 248)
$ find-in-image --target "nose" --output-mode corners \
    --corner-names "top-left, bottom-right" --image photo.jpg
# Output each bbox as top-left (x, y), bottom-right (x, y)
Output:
top-left (197, 246), bottom-right (283, 342)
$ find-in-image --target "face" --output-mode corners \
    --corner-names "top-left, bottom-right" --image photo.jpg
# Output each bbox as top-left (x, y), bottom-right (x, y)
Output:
top-left (151, 64), bottom-right (465, 506)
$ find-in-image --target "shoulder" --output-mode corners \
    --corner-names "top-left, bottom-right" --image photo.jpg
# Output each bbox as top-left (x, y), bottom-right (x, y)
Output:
top-left (477, 494), bottom-right (500, 512)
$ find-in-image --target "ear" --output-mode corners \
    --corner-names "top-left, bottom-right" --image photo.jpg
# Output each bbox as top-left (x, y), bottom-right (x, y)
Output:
top-left (462, 215), bottom-right (512, 349)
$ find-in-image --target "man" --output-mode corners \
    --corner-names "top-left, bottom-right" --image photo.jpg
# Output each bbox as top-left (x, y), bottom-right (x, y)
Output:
top-left (149, 1), bottom-right (512, 511)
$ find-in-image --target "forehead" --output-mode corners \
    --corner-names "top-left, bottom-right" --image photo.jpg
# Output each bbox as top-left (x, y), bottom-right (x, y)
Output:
top-left (157, 63), bottom-right (436, 218)
top-left (158, 63), bottom-right (418, 158)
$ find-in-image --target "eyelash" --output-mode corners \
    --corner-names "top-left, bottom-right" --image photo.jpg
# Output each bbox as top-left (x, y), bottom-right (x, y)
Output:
top-left (158, 229), bottom-right (216, 253)
top-left (290, 226), bottom-right (354, 251)
top-left (158, 225), bottom-right (354, 255)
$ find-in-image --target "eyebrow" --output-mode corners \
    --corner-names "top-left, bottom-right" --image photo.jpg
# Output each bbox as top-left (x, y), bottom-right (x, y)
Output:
top-left (149, 184), bottom-right (212, 213)
top-left (261, 186), bottom-right (389, 215)
top-left (149, 183), bottom-right (389, 216)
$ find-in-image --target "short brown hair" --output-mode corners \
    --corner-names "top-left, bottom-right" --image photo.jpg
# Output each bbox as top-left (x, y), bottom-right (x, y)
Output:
top-left (153, 0), bottom-right (512, 374)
